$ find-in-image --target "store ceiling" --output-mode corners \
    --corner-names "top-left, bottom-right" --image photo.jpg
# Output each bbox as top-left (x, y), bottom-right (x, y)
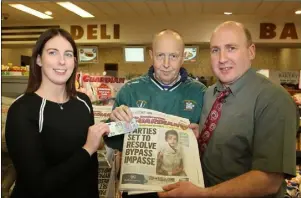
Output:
top-left (2, 0), bottom-right (301, 25)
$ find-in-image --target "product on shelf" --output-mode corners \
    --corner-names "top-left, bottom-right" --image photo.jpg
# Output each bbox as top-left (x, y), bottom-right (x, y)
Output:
top-left (1, 63), bottom-right (29, 76)
top-left (293, 94), bottom-right (301, 105)
top-left (285, 170), bottom-right (301, 198)
top-left (75, 72), bottom-right (126, 105)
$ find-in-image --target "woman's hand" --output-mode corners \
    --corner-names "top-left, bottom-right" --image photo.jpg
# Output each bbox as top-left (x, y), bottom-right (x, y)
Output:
top-left (83, 123), bottom-right (110, 156)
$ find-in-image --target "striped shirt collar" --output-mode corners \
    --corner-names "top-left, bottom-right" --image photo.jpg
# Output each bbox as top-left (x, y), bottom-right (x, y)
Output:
top-left (148, 66), bottom-right (188, 91)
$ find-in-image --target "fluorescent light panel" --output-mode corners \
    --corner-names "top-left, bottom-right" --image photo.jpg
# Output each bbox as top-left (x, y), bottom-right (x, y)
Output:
top-left (224, 12), bottom-right (232, 15)
top-left (56, 2), bottom-right (94, 18)
top-left (295, 10), bottom-right (301, 15)
top-left (9, 4), bottom-right (53, 19)
top-left (45, 11), bottom-right (52, 16)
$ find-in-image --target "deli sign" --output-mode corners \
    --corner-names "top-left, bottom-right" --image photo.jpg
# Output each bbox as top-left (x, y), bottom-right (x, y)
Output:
top-left (70, 24), bottom-right (120, 40)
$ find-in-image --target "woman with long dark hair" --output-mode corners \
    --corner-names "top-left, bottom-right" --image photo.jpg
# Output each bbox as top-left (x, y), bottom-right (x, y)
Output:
top-left (5, 28), bottom-right (109, 198)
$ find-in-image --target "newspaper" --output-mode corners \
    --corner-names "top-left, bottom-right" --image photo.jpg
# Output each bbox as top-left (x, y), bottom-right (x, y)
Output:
top-left (92, 105), bottom-right (113, 123)
top-left (97, 150), bottom-right (116, 198)
top-left (119, 108), bottom-right (204, 194)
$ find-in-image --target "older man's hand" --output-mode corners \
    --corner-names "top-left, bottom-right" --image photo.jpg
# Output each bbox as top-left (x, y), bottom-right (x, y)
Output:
top-left (110, 105), bottom-right (133, 122)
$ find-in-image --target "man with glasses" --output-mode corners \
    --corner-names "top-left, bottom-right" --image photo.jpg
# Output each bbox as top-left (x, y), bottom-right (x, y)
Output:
top-left (104, 29), bottom-right (206, 198)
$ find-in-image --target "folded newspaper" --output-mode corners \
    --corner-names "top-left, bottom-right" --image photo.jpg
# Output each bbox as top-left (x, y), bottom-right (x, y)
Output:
top-left (118, 108), bottom-right (204, 195)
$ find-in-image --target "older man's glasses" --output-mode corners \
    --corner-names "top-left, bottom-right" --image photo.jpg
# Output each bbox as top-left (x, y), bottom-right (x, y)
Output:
top-left (154, 53), bottom-right (181, 61)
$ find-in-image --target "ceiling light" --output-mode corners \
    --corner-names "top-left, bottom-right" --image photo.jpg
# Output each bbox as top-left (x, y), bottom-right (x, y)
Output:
top-left (9, 4), bottom-right (53, 19)
top-left (295, 10), bottom-right (301, 14)
top-left (56, 2), bottom-right (94, 18)
top-left (45, 11), bottom-right (52, 16)
top-left (224, 12), bottom-right (232, 15)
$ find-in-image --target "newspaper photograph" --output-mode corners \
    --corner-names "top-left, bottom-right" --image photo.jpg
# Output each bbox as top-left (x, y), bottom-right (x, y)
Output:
top-left (118, 108), bottom-right (204, 194)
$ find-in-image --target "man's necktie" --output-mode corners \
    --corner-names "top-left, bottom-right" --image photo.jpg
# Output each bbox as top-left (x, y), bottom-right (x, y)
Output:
top-left (198, 88), bottom-right (231, 156)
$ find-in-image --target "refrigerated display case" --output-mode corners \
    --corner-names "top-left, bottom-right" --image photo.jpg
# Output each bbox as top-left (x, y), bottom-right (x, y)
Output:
top-left (2, 76), bottom-right (28, 98)
top-left (2, 97), bottom-right (17, 198)
top-left (2, 76), bottom-right (28, 197)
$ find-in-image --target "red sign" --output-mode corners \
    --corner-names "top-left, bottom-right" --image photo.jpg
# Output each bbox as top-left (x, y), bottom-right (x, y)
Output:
top-left (97, 83), bottom-right (112, 99)
top-left (82, 75), bottom-right (125, 83)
